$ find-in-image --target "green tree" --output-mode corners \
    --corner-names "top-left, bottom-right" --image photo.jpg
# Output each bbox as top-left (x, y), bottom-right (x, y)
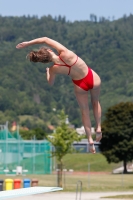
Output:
top-left (19, 127), bottom-right (47, 140)
top-left (1, 15), bottom-right (133, 128)
top-left (19, 129), bottom-right (35, 140)
top-left (46, 110), bottom-right (83, 187)
top-left (100, 102), bottom-right (133, 173)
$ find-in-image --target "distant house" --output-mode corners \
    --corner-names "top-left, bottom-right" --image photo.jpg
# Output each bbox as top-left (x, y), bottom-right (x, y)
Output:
top-left (47, 124), bottom-right (55, 131)
top-left (11, 121), bottom-right (17, 132)
top-left (76, 126), bottom-right (95, 135)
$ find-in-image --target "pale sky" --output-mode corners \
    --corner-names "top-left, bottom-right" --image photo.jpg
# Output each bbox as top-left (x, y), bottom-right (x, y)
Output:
top-left (0, 0), bottom-right (133, 22)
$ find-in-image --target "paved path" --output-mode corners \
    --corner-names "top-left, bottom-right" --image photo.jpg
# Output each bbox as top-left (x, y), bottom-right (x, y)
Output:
top-left (8, 191), bottom-right (133, 200)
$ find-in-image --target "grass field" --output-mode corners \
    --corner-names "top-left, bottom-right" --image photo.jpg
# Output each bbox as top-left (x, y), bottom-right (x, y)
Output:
top-left (19, 153), bottom-right (121, 173)
top-left (62, 153), bottom-right (121, 172)
top-left (102, 194), bottom-right (133, 199)
top-left (1, 153), bottom-right (133, 194)
top-left (1, 173), bottom-right (133, 192)
top-left (7, 153), bottom-right (119, 174)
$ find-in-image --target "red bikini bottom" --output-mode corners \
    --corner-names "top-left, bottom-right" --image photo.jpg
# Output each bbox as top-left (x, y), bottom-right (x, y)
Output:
top-left (72, 67), bottom-right (94, 91)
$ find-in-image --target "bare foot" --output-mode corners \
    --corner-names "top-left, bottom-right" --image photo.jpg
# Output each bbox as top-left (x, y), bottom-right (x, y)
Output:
top-left (95, 127), bottom-right (102, 142)
top-left (89, 143), bottom-right (96, 154)
top-left (96, 131), bottom-right (102, 142)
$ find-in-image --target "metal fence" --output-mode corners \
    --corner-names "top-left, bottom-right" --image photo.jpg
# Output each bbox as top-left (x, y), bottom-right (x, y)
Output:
top-left (0, 123), bottom-right (100, 175)
top-left (0, 124), bottom-right (52, 175)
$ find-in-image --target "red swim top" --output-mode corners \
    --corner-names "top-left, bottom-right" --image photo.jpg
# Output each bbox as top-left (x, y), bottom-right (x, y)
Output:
top-left (54, 55), bottom-right (78, 75)
top-left (54, 56), bottom-right (94, 91)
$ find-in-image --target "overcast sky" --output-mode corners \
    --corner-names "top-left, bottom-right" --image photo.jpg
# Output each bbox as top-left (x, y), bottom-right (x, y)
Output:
top-left (0, 0), bottom-right (133, 22)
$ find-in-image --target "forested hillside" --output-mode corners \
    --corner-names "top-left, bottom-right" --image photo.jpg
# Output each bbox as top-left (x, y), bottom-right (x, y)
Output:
top-left (0, 14), bottom-right (133, 130)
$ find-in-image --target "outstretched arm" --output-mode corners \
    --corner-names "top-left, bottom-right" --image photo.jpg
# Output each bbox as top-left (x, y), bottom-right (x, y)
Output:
top-left (16, 37), bottom-right (68, 54)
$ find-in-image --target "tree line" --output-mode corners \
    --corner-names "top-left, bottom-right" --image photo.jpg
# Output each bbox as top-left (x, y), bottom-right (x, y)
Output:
top-left (0, 14), bottom-right (133, 130)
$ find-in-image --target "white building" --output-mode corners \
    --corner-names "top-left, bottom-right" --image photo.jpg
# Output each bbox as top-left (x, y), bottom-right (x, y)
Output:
top-left (76, 126), bottom-right (95, 135)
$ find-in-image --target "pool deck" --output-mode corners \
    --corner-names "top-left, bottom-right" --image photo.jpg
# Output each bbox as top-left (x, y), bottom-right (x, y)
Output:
top-left (8, 191), bottom-right (133, 200)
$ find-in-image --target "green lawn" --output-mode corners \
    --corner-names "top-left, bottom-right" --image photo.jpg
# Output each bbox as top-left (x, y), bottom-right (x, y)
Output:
top-left (102, 194), bottom-right (133, 199)
top-left (1, 173), bottom-right (133, 192)
top-left (1, 153), bottom-right (132, 193)
top-left (62, 153), bottom-right (121, 172)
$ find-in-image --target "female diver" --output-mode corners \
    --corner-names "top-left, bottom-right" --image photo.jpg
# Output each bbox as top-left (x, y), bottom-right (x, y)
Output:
top-left (16, 37), bottom-right (102, 153)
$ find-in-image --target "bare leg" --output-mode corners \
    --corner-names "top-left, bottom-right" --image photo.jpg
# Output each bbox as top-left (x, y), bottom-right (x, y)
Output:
top-left (74, 84), bottom-right (95, 153)
top-left (90, 87), bottom-right (102, 142)
top-left (90, 87), bottom-right (101, 131)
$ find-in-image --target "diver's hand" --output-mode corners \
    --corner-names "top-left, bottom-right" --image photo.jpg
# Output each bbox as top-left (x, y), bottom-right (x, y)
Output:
top-left (16, 41), bottom-right (29, 49)
top-left (46, 68), bottom-right (50, 81)
top-left (46, 67), bottom-right (49, 72)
